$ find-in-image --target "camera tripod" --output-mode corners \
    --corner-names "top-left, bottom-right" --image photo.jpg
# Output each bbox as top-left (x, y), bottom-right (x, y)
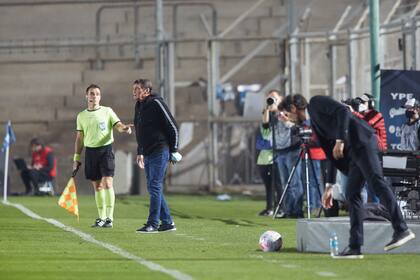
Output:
top-left (273, 141), bottom-right (324, 219)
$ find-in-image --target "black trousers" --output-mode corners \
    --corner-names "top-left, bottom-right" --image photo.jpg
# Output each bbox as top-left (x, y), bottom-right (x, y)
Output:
top-left (258, 164), bottom-right (282, 210)
top-left (20, 169), bottom-right (51, 194)
top-left (346, 137), bottom-right (408, 248)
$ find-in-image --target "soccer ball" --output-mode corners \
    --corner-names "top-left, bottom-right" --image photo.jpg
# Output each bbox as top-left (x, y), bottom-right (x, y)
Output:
top-left (259, 230), bottom-right (283, 252)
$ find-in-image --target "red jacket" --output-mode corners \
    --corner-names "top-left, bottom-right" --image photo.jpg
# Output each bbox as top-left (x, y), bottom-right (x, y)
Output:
top-left (309, 147), bottom-right (327, 160)
top-left (32, 146), bottom-right (57, 178)
top-left (353, 110), bottom-right (387, 151)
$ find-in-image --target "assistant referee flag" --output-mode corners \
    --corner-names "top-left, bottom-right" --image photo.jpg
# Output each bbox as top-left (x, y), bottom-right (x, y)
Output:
top-left (58, 177), bottom-right (79, 220)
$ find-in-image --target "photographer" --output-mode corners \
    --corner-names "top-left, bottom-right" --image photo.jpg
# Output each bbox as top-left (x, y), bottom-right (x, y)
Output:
top-left (352, 93), bottom-right (387, 152)
top-left (280, 94), bottom-right (414, 258)
top-left (19, 138), bottom-right (56, 195)
top-left (262, 90), bottom-right (303, 219)
top-left (400, 98), bottom-right (420, 151)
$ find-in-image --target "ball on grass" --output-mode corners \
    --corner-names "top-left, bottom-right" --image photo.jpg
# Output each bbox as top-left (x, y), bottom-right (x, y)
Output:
top-left (259, 230), bottom-right (283, 252)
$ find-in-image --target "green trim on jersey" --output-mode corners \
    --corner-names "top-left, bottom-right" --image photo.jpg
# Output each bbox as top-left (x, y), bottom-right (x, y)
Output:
top-left (76, 106), bottom-right (120, 148)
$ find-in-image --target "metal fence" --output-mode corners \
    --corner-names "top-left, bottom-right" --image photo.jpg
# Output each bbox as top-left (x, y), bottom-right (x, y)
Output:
top-left (2, 0), bottom-right (420, 192)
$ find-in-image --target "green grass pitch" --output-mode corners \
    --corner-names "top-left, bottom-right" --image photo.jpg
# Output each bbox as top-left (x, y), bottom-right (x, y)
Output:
top-left (1, 195), bottom-right (419, 280)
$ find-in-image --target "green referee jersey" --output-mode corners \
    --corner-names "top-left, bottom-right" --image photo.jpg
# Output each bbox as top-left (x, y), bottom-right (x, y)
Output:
top-left (76, 106), bottom-right (120, 148)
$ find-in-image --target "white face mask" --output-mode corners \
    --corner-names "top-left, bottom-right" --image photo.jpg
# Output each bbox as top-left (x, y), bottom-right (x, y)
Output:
top-left (358, 103), bottom-right (368, 113)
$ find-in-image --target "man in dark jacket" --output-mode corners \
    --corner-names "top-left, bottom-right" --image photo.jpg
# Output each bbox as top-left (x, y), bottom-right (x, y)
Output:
top-left (280, 94), bottom-right (415, 259)
top-left (132, 78), bottom-right (181, 233)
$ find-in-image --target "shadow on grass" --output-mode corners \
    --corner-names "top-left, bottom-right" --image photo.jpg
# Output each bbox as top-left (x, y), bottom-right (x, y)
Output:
top-left (170, 209), bottom-right (269, 227)
top-left (118, 198), bottom-right (271, 227)
top-left (252, 247), bottom-right (298, 253)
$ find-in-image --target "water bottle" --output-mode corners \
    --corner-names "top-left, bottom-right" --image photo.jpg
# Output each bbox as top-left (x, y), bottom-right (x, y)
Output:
top-left (329, 231), bottom-right (339, 257)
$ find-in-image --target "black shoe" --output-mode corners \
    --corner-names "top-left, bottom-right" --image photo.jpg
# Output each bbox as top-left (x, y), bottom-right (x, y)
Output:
top-left (258, 209), bottom-right (273, 216)
top-left (91, 218), bottom-right (106, 228)
top-left (291, 214), bottom-right (304, 219)
top-left (275, 212), bottom-right (292, 219)
top-left (136, 224), bottom-right (158, 234)
top-left (332, 247), bottom-right (364, 259)
top-left (281, 213), bottom-right (304, 219)
top-left (102, 218), bottom-right (113, 228)
top-left (384, 229), bottom-right (415, 251)
top-left (158, 223), bottom-right (176, 232)
top-left (274, 211), bottom-right (286, 219)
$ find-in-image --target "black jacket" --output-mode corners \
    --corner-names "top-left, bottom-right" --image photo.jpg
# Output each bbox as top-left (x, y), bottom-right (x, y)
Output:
top-left (134, 94), bottom-right (179, 156)
top-left (308, 95), bottom-right (375, 182)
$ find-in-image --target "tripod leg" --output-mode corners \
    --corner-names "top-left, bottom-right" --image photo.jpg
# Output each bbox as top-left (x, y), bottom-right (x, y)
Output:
top-left (308, 158), bottom-right (323, 218)
top-left (304, 152), bottom-right (311, 219)
top-left (273, 150), bottom-right (303, 219)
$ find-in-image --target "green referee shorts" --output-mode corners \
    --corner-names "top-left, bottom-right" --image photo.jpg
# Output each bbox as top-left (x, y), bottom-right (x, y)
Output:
top-left (85, 144), bottom-right (115, 181)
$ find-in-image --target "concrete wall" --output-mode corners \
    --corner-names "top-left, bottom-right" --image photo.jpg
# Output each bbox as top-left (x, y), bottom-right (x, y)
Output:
top-left (1, 0), bottom-right (374, 194)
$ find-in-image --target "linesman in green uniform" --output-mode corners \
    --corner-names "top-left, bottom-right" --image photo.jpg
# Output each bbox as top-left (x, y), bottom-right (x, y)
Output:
top-left (73, 84), bottom-right (133, 228)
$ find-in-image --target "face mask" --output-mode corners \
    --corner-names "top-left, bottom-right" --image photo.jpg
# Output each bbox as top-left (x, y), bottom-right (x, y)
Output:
top-left (406, 110), bottom-right (415, 119)
top-left (358, 103), bottom-right (368, 113)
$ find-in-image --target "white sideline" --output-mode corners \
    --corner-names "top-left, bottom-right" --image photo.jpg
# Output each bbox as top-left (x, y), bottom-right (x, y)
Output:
top-left (3, 201), bottom-right (194, 280)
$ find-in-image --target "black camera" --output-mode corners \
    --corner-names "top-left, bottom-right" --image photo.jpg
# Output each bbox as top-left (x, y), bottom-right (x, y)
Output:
top-left (266, 96), bottom-right (277, 106)
top-left (342, 98), bottom-right (361, 112)
top-left (298, 126), bottom-right (313, 142)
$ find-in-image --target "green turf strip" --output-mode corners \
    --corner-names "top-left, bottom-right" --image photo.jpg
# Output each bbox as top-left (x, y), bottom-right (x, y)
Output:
top-left (1, 195), bottom-right (420, 280)
top-left (0, 200), bottom-right (172, 280)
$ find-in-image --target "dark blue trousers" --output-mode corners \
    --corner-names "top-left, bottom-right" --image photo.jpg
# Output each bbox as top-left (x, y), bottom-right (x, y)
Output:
top-left (346, 137), bottom-right (408, 249)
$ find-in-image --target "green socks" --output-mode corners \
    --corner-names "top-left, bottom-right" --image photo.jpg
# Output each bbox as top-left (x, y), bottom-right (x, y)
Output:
top-left (94, 189), bottom-right (106, 220)
top-left (104, 187), bottom-right (115, 221)
top-left (95, 188), bottom-right (115, 221)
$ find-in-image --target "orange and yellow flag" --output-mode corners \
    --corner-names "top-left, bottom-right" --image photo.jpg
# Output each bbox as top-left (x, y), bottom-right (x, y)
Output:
top-left (58, 177), bottom-right (79, 220)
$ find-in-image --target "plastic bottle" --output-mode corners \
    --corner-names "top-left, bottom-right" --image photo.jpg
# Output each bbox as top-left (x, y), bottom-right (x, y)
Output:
top-left (329, 231), bottom-right (339, 257)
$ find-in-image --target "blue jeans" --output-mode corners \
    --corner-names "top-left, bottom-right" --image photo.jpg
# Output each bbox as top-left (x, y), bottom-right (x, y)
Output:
top-left (275, 149), bottom-right (304, 217)
top-left (144, 148), bottom-right (173, 228)
top-left (305, 159), bottom-right (322, 209)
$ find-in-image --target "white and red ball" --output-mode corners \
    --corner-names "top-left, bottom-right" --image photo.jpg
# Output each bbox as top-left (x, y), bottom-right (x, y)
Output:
top-left (259, 230), bottom-right (283, 252)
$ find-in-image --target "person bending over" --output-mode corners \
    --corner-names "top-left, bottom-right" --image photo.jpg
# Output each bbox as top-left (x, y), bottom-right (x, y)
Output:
top-left (280, 94), bottom-right (415, 259)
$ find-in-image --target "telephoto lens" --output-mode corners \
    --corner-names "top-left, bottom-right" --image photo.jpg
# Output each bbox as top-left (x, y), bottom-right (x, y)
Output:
top-left (266, 97), bottom-right (276, 105)
top-left (342, 98), bottom-right (361, 112)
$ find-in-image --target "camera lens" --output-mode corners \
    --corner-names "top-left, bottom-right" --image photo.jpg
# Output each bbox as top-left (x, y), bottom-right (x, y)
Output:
top-left (266, 97), bottom-right (275, 105)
